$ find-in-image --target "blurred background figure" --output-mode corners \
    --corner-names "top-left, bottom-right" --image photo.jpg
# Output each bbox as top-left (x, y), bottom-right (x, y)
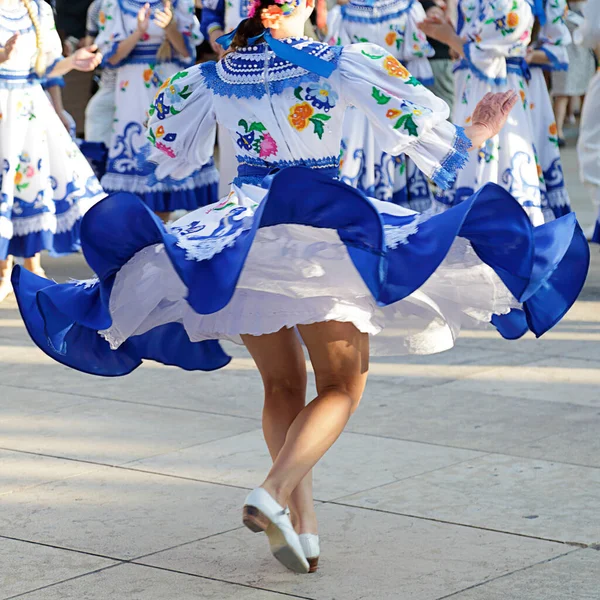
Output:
top-left (328, 0), bottom-right (436, 211)
top-left (95, 0), bottom-right (218, 223)
top-left (525, 0), bottom-right (572, 219)
top-left (576, 0), bottom-right (600, 242)
top-left (552, 1), bottom-right (595, 146)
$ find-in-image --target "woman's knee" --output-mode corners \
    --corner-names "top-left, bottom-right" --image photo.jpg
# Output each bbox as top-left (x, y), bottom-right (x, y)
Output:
top-left (262, 374), bottom-right (307, 405)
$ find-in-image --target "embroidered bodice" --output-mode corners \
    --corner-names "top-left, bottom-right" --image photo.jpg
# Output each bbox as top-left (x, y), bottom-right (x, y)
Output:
top-left (0, 0), bottom-right (62, 88)
top-left (96, 0), bottom-right (200, 69)
top-left (148, 39), bottom-right (469, 191)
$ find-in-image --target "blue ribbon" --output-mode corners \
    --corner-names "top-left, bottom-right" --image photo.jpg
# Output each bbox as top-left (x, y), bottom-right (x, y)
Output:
top-left (532, 0), bottom-right (547, 26)
top-left (507, 57), bottom-right (532, 82)
top-left (217, 25), bottom-right (335, 78)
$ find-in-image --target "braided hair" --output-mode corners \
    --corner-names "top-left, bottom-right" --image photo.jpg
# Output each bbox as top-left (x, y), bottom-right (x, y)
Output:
top-left (21, 0), bottom-right (45, 77)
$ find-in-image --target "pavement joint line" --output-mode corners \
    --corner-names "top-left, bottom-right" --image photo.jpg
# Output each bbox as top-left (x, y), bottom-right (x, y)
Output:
top-left (431, 547), bottom-right (582, 600)
top-left (325, 502), bottom-right (591, 548)
top-left (343, 430), bottom-right (600, 470)
top-left (327, 454), bottom-right (487, 504)
top-left (2, 563), bottom-right (123, 600)
top-left (129, 561), bottom-right (317, 600)
top-left (0, 382), bottom-right (262, 423)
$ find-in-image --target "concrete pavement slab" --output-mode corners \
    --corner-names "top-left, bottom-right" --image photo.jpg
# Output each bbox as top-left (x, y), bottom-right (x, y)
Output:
top-left (341, 454), bottom-right (600, 544)
top-left (132, 429), bottom-right (483, 501)
top-left (10, 563), bottom-right (296, 600)
top-left (0, 450), bottom-right (100, 496)
top-left (426, 356), bottom-right (600, 408)
top-left (347, 388), bottom-right (600, 457)
top-left (0, 385), bottom-right (91, 421)
top-left (0, 537), bottom-right (116, 599)
top-left (0, 397), bottom-right (257, 465)
top-left (142, 502), bottom-right (568, 600)
top-left (0, 466), bottom-right (247, 559)
top-left (448, 549), bottom-right (600, 600)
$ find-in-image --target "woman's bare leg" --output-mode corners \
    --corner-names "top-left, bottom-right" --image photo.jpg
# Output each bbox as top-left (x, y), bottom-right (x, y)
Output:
top-left (23, 253), bottom-right (44, 276)
top-left (242, 328), bottom-right (318, 534)
top-left (259, 321), bottom-right (369, 508)
top-left (0, 255), bottom-right (14, 302)
top-left (554, 95), bottom-right (569, 139)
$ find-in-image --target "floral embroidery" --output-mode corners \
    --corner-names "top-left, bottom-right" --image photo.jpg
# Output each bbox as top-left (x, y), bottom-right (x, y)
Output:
top-left (143, 64), bottom-right (163, 89)
top-left (120, 80), bottom-right (129, 92)
top-left (518, 80), bottom-right (527, 109)
top-left (486, 0), bottom-right (519, 36)
top-left (98, 2), bottom-right (113, 32)
top-left (372, 88), bottom-right (423, 136)
top-left (235, 120), bottom-right (279, 159)
top-left (385, 31), bottom-right (397, 47)
top-left (148, 72), bottom-right (192, 121)
top-left (303, 83), bottom-right (338, 112)
top-left (478, 139), bottom-right (495, 164)
top-left (548, 123), bottom-right (559, 146)
top-left (361, 48), bottom-right (385, 60)
top-left (14, 153), bottom-right (35, 192)
top-left (383, 56), bottom-right (409, 79)
top-left (290, 86), bottom-right (333, 139)
top-left (148, 124), bottom-right (177, 157)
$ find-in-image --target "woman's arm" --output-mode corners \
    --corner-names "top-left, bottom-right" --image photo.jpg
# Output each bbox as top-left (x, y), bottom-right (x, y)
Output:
top-left (0, 33), bottom-right (19, 64)
top-left (418, 16), bottom-right (465, 57)
top-left (154, 1), bottom-right (190, 58)
top-left (47, 45), bottom-right (103, 77)
top-left (525, 48), bottom-right (550, 66)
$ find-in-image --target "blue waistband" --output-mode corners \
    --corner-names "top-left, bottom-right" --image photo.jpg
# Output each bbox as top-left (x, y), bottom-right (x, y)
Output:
top-left (234, 162), bottom-right (339, 187)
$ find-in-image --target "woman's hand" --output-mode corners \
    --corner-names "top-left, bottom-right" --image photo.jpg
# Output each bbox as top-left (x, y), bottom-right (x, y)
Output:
top-left (154, 0), bottom-right (175, 31)
top-left (418, 15), bottom-right (464, 57)
top-left (137, 2), bottom-right (151, 34)
top-left (0, 33), bottom-right (19, 64)
top-left (71, 45), bottom-right (103, 72)
top-left (465, 91), bottom-right (518, 148)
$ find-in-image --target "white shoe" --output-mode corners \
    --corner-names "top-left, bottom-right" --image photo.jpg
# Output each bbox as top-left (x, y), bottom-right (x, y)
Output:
top-left (243, 488), bottom-right (309, 574)
top-left (299, 533), bottom-right (320, 573)
top-left (0, 277), bottom-right (13, 303)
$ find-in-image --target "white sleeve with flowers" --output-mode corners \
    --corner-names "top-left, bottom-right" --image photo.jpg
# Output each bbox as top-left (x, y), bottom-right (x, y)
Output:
top-left (147, 64), bottom-right (217, 181)
top-left (173, 0), bottom-right (203, 65)
top-left (538, 0), bottom-right (571, 70)
top-left (339, 44), bottom-right (469, 190)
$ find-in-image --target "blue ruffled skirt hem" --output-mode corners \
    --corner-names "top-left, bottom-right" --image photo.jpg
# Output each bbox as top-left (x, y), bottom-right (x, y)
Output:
top-left (12, 168), bottom-right (589, 376)
top-left (0, 222), bottom-right (84, 260)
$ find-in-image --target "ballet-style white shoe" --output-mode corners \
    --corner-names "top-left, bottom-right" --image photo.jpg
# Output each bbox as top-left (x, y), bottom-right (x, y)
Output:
top-left (243, 488), bottom-right (310, 574)
top-left (299, 533), bottom-right (320, 573)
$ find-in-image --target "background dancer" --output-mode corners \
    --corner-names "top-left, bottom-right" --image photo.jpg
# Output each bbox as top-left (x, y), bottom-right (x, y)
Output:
top-left (0, 0), bottom-right (104, 303)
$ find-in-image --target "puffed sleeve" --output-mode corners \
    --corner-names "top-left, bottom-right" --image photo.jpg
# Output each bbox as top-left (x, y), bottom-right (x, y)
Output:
top-left (575, 0), bottom-right (600, 50)
top-left (173, 0), bottom-right (203, 66)
top-left (463, 0), bottom-right (533, 84)
top-left (339, 44), bottom-right (470, 189)
top-left (95, 0), bottom-right (128, 67)
top-left (200, 0), bottom-right (225, 39)
top-left (399, 1), bottom-right (434, 85)
top-left (537, 0), bottom-right (570, 70)
top-left (147, 63), bottom-right (217, 180)
top-left (40, 1), bottom-right (66, 87)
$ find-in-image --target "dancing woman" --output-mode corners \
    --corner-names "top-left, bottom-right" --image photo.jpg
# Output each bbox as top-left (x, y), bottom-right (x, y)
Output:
top-left (328, 0), bottom-right (436, 210)
top-left (12, 0), bottom-right (588, 574)
top-left (576, 0), bottom-right (600, 242)
top-left (420, 0), bottom-right (558, 225)
top-left (95, 0), bottom-right (218, 220)
top-left (525, 0), bottom-right (572, 219)
top-left (0, 0), bottom-right (104, 302)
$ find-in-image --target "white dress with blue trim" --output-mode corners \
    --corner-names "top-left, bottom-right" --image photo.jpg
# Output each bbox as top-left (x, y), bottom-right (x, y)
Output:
top-left (0, 0), bottom-right (104, 260)
top-left (443, 0), bottom-right (555, 226)
top-left (528, 0), bottom-right (572, 218)
top-left (328, 0), bottom-right (436, 211)
top-left (95, 0), bottom-right (219, 212)
top-left (10, 39), bottom-right (589, 376)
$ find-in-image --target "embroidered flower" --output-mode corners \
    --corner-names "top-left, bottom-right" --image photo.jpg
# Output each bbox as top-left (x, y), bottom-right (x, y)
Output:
top-left (386, 108), bottom-right (402, 119)
top-left (383, 56), bottom-right (409, 79)
top-left (120, 80), bottom-right (129, 92)
top-left (385, 31), bottom-right (396, 46)
top-left (236, 130), bottom-right (256, 151)
top-left (158, 77), bottom-right (171, 92)
top-left (259, 133), bottom-right (278, 158)
top-left (156, 141), bottom-right (176, 158)
top-left (165, 84), bottom-right (182, 105)
top-left (99, 10), bottom-right (106, 24)
top-left (519, 89), bottom-right (526, 104)
top-left (156, 125), bottom-right (165, 138)
top-left (305, 83), bottom-right (338, 111)
top-left (14, 171), bottom-right (22, 185)
top-left (25, 166), bottom-right (34, 178)
top-left (494, 16), bottom-right (507, 30)
top-left (154, 93), bottom-right (170, 119)
top-left (19, 152), bottom-right (30, 163)
top-left (507, 12), bottom-right (519, 27)
top-left (537, 164), bottom-right (543, 178)
top-left (289, 102), bottom-right (314, 131)
top-left (143, 68), bottom-right (153, 83)
top-left (549, 123), bottom-right (557, 135)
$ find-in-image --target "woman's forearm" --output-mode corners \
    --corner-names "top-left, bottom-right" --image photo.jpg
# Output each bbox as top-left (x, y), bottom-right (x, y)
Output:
top-left (165, 24), bottom-right (190, 57)
top-left (108, 30), bottom-right (143, 65)
top-left (47, 55), bottom-right (74, 78)
top-left (528, 49), bottom-right (550, 65)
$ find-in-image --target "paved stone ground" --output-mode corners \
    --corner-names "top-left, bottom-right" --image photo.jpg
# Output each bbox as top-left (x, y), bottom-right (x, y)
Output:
top-left (1, 142), bottom-right (599, 599)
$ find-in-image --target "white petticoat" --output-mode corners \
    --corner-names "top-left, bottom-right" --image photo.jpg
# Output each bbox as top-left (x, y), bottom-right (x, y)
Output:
top-left (99, 185), bottom-right (519, 356)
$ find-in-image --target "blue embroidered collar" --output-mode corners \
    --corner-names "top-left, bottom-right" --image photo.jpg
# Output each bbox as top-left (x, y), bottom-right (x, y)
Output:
top-left (341, 0), bottom-right (413, 23)
top-left (203, 38), bottom-right (342, 99)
